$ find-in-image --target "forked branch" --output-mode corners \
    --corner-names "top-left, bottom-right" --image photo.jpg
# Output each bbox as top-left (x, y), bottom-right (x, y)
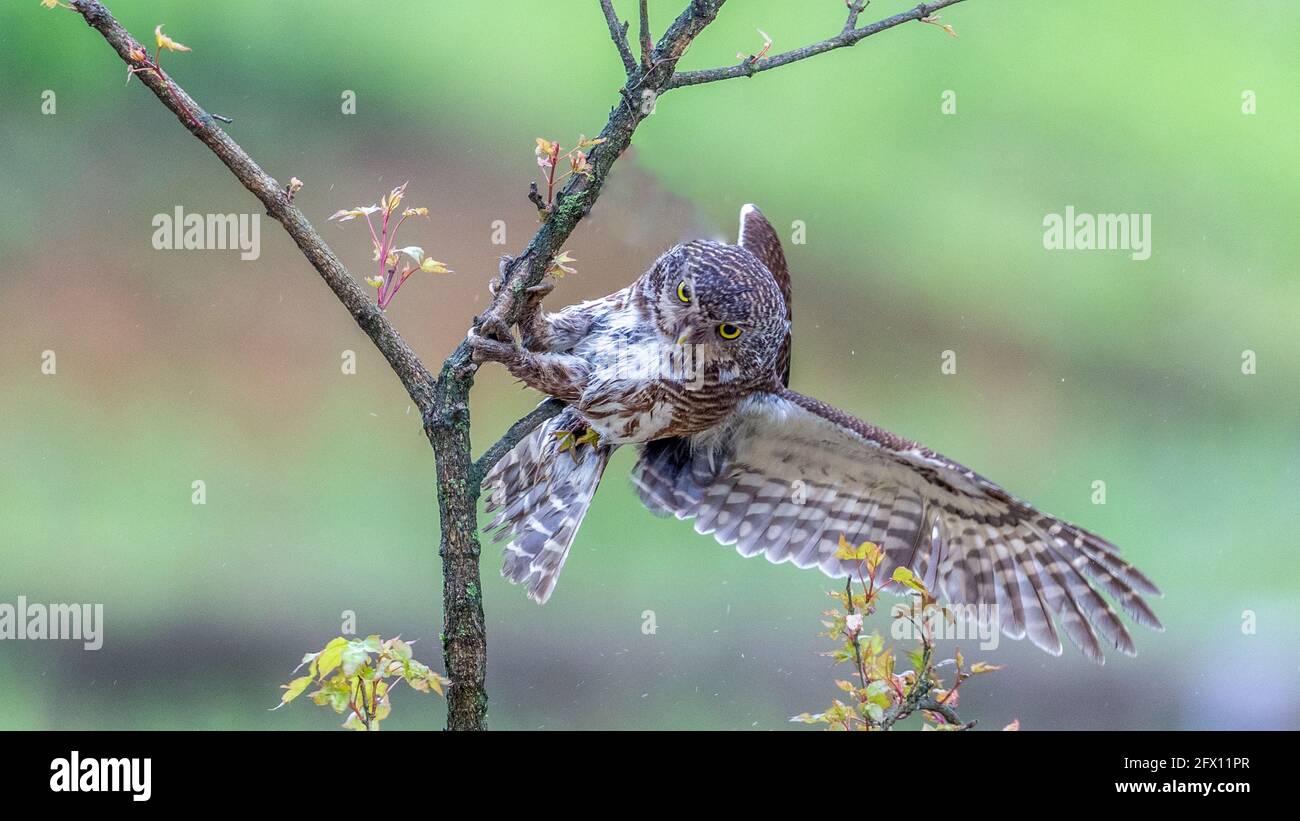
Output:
top-left (600, 0), bottom-right (638, 77)
top-left (668, 0), bottom-right (967, 89)
top-left (67, 0), bottom-right (437, 414)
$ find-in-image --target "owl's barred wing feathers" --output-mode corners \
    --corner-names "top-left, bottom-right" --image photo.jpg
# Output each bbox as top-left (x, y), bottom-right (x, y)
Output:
top-left (631, 389), bottom-right (1162, 663)
top-left (485, 408), bottom-right (615, 603)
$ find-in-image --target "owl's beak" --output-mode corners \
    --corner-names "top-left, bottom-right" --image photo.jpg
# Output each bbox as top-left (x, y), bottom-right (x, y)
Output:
top-left (672, 317), bottom-right (695, 346)
top-left (674, 322), bottom-right (710, 346)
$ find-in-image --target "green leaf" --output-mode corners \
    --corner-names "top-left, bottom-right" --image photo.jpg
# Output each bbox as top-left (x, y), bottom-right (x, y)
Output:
top-left (393, 246), bottom-right (425, 265)
top-left (319, 679), bottom-right (351, 713)
top-left (342, 712), bottom-right (368, 731)
top-left (328, 205), bottom-right (381, 222)
top-left (428, 671), bottom-right (448, 697)
top-left (280, 675), bottom-right (313, 705)
top-left (388, 638), bottom-right (413, 662)
top-left (292, 651), bottom-right (319, 678)
top-left (907, 647), bottom-right (927, 672)
top-left (861, 632), bottom-right (884, 658)
top-left (891, 566), bottom-right (926, 592)
top-left (341, 641), bottom-right (369, 677)
top-left (316, 637), bottom-right (348, 679)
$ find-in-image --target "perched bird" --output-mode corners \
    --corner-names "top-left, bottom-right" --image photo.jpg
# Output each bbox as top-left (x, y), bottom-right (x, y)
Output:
top-left (468, 205), bottom-right (1161, 662)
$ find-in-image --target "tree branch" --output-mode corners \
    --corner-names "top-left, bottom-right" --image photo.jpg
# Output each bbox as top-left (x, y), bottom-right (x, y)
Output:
top-left (918, 697), bottom-right (975, 729)
top-left (843, 1), bottom-right (869, 34)
top-left (425, 0), bottom-right (728, 730)
top-left (471, 398), bottom-right (565, 487)
top-left (467, 1), bottom-right (726, 342)
top-left (67, 0), bottom-right (437, 416)
top-left (667, 0), bottom-right (967, 89)
top-left (639, 0), bottom-right (653, 68)
top-left (876, 643), bottom-right (975, 731)
top-left (600, 0), bottom-right (638, 77)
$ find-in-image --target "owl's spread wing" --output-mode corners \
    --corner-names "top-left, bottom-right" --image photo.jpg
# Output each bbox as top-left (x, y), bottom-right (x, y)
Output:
top-left (737, 204), bottom-right (792, 386)
top-left (631, 389), bottom-right (1162, 663)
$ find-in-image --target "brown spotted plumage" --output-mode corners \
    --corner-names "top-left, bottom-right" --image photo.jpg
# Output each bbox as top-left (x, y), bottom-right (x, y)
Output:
top-left (470, 205), bottom-right (1161, 663)
top-left (737, 204), bottom-right (793, 386)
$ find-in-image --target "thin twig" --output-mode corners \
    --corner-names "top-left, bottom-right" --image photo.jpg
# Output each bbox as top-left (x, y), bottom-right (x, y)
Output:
top-left (919, 697), bottom-right (974, 729)
top-left (667, 0), bottom-right (967, 89)
top-left (843, 0), bottom-right (870, 34)
top-left (600, 0), bottom-right (638, 76)
top-left (472, 398), bottom-right (565, 486)
top-left (639, 0), bottom-right (653, 67)
top-left (844, 575), bottom-right (868, 689)
top-left (67, 0), bottom-right (437, 415)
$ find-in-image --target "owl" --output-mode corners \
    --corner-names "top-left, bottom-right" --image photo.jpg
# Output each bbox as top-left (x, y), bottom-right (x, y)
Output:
top-left (468, 205), bottom-right (1161, 663)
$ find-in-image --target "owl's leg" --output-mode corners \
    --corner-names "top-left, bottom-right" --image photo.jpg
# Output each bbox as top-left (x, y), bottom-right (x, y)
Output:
top-left (517, 281), bottom-right (555, 352)
top-left (468, 317), bottom-right (589, 403)
top-left (485, 277), bottom-right (559, 351)
top-left (518, 282), bottom-right (601, 354)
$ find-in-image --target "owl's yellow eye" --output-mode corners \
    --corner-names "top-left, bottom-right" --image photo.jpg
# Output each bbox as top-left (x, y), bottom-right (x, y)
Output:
top-left (676, 280), bottom-right (691, 303)
top-left (717, 323), bottom-right (742, 340)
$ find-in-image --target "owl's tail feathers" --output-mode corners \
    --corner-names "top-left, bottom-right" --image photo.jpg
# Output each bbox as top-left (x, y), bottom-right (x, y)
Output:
top-left (484, 408), bottom-right (615, 604)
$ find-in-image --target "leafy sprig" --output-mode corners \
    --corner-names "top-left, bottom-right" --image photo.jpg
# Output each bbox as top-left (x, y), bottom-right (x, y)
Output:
top-left (276, 635), bottom-right (450, 731)
top-left (530, 135), bottom-right (606, 220)
top-left (329, 183), bottom-right (452, 309)
top-left (791, 535), bottom-right (1009, 731)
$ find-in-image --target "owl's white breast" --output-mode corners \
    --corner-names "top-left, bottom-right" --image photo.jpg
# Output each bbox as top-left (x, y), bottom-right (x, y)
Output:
top-left (568, 302), bottom-right (689, 444)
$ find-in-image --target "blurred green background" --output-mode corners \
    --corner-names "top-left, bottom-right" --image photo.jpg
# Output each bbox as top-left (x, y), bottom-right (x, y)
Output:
top-left (1, 0), bottom-right (1297, 730)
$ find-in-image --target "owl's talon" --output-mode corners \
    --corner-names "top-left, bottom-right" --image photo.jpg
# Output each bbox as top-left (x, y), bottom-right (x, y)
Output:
top-left (467, 325), bottom-right (520, 365)
top-left (553, 425), bottom-right (599, 463)
top-left (552, 429), bottom-right (577, 452)
top-left (478, 316), bottom-right (514, 343)
top-left (520, 281), bottom-right (554, 323)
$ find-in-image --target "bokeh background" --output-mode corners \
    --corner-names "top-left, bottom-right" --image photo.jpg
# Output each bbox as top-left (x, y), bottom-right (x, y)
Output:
top-left (2, 0), bottom-right (1297, 730)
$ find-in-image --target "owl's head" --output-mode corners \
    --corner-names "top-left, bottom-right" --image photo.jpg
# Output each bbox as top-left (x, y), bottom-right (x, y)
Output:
top-left (644, 239), bottom-right (789, 378)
